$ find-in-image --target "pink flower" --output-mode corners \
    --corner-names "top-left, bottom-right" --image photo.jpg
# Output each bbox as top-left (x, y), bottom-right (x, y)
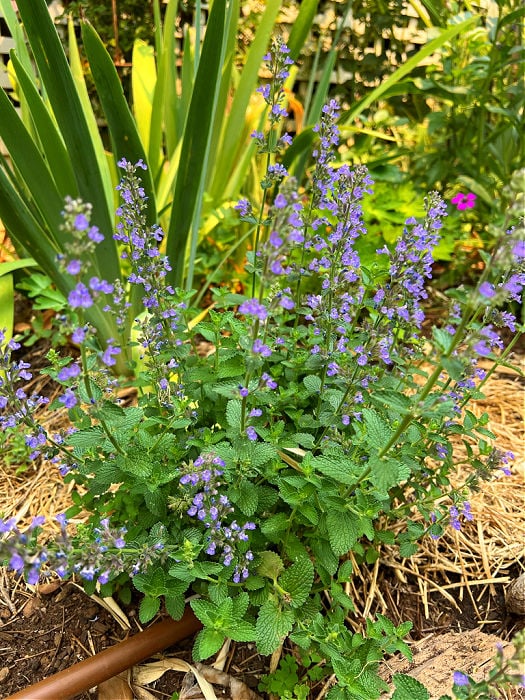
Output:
top-left (451, 192), bottom-right (477, 210)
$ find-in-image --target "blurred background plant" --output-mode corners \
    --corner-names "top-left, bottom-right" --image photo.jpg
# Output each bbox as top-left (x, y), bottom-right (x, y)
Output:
top-left (0, 0), bottom-right (522, 357)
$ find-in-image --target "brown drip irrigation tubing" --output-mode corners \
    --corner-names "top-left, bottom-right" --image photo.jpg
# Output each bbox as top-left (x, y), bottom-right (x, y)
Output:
top-left (6, 608), bottom-right (201, 700)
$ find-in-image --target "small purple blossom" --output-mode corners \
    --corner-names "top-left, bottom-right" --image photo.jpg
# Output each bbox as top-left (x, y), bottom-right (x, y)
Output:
top-left (66, 260), bottom-right (82, 275)
top-left (246, 426), bottom-right (258, 441)
top-left (72, 327), bottom-right (87, 344)
top-left (279, 296), bottom-right (295, 310)
top-left (436, 444), bottom-right (448, 459)
top-left (252, 339), bottom-right (272, 357)
top-left (59, 388), bottom-right (77, 409)
top-left (235, 199), bottom-right (252, 218)
top-left (239, 298), bottom-right (267, 321)
top-left (74, 213), bottom-right (89, 231)
top-left (68, 283), bottom-right (93, 309)
top-left (101, 342), bottom-right (121, 367)
top-left (449, 506), bottom-right (461, 531)
top-left (479, 281), bottom-right (496, 298)
top-left (261, 372), bottom-right (277, 390)
top-left (57, 363), bottom-right (81, 382)
top-left (87, 227), bottom-right (104, 244)
top-left (452, 671), bottom-right (470, 686)
top-left (461, 502), bottom-right (473, 521)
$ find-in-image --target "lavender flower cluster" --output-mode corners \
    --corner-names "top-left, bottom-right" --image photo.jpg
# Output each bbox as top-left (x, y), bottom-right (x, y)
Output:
top-left (0, 514), bottom-right (162, 586)
top-left (180, 453), bottom-right (256, 583)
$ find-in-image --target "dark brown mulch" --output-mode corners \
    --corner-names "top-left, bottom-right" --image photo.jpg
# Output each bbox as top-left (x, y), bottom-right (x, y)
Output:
top-left (0, 568), bottom-right (522, 700)
top-left (0, 579), bottom-right (128, 699)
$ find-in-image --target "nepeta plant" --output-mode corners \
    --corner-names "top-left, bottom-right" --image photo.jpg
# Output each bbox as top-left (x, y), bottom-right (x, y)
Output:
top-left (1, 41), bottom-right (523, 699)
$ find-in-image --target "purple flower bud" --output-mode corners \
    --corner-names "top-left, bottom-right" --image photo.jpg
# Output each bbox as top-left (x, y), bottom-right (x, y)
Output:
top-left (87, 227), bottom-right (104, 244)
top-left (479, 281), bottom-right (496, 298)
top-left (239, 298), bottom-right (267, 321)
top-left (66, 260), bottom-right (82, 275)
top-left (246, 427), bottom-right (258, 441)
top-left (68, 283), bottom-right (93, 309)
top-left (57, 363), bottom-right (81, 382)
top-left (453, 671), bottom-right (470, 686)
top-left (74, 213), bottom-right (89, 231)
top-left (59, 388), bottom-right (77, 409)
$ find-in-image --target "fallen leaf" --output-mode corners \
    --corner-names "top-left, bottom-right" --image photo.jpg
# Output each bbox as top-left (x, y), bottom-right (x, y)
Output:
top-left (212, 638), bottom-right (231, 671)
top-left (134, 658), bottom-right (217, 699)
top-left (196, 664), bottom-right (263, 700)
top-left (22, 597), bottom-right (40, 618)
top-left (132, 685), bottom-right (158, 700)
top-left (38, 581), bottom-right (63, 595)
top-left (0, 667), bottom-right (10, 682)
top-left (97, 672), bottom-right (133, 700)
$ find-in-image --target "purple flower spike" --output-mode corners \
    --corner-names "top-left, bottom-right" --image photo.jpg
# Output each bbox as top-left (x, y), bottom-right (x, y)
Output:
top-left (238, 298), bottom-right (268, 321)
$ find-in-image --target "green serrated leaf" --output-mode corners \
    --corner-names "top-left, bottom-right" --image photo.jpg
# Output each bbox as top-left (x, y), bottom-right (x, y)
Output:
top-left (312, 538), bottom-right (339, 576)
top-left (226, 399), bottom-right (242, 431)
top-left (311, 455), bottom-right (360, 485)
top-left (66, 427), bottom-right (105, 451)
top-left (326, 510), bottom-right (359, 557)
top-left (362, 408), bottom-right (392, 451)
top-left (261, 512), bottom-right (289, 540)
top-left (250, 442), bottom-right (277, 467)
top-left (279, 558), bottom-right (314, 608)
top-left (193, 627), bottom-right (225, 661)
top-left (104, 406), bottom-right (143, 431)
top-left (225, 619), bottom-right (257, 643)
top-left (303, 375), bottom-right (322, 395)
top-left (138, 595), bottom-right (161, 624)
top-left (371, 390), bottom-right (412, 414)
top-left (117, 453), bottom-right (152, 478)
top-left (258, 551), bottom-right (285, 580)
top-left (370, 457), bottom-right (402, 495)
top-left (163, 593), bottom-right (184, 621)
top-left (338, 559), bottom-right (353, 581)
top-left (292, 432), bottom-right (316, 449)
top-left (231, 480), bottom-right (258, 516)
top-left (392, 673), bottom-right (430, 700)
top-left (231, 591), bottom-right (250, 620)
top-left (399, 540), bottom-right (418, 558)
top-left (133, 568), bottom-right (167, 597)
top-left (256, 599), bottom-right (294, 655)
top-left (191, 598), bottom-right (218, 627)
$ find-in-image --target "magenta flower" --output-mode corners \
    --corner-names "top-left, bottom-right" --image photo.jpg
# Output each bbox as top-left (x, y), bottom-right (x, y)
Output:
top-left (451, 192), bottom-right (477, 210)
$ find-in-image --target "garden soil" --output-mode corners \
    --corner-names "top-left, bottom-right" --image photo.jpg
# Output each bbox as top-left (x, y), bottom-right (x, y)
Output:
top-left (0, 328), bottom-right (523, 698)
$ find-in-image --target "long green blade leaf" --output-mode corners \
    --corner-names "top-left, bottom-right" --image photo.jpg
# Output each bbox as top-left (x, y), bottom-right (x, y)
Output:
top-left (0, 168), bottom-right (61, 276)
top-left (0, 258), bottom-right (38, 276)
top-left (9, 53), bottom-right (78, 198)
top-left (166, 0), bottom-right (227, 288)
top-left (0, 87), bottom-right (64, 233)
top-left (132, 39), bottom-right (156, 156)
top-left (287, 0), bottom-right (319, 60)
top-left (81, 21), bottom-right (157, 224)
top-left (0, 273), bottom-right (14, 340)
top-left (15, 0), bottom-right (119, 283)
top-left (210, 0), bottom-right (281, 202)
top-left (68, 17), bottom-right (114, 215)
